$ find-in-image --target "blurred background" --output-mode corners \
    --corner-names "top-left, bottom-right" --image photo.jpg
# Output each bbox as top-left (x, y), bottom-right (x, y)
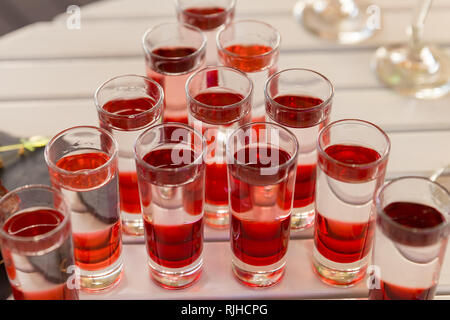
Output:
top-left (0, 0), bottom-right (98, 36)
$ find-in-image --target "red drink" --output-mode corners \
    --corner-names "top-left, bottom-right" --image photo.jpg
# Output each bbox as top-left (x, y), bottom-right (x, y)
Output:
top-left (180, 7), bottom-right (227, 30)
top-left (2, 208), bottom-right (78, 300)
top-left (135, 132), bottom-right (205, 289)
top-left (145, 44), bottom-right (205, 124)
top-left (187, 67), bottom-right (252, 228)
top-left (314, 144), bottom-right (380, 264)
top-left (229, 146), bottom-right (294, 266)
top-left (144, 218), bottom-right (203, 269)
top-left (221, 44), bottom-right (274, 73)
top-left (52, 152), bottom-right (122, 272)
top-left (370, 201), bottom-right (446, 300)
top-left (118, 172), bottom-right (141, 214)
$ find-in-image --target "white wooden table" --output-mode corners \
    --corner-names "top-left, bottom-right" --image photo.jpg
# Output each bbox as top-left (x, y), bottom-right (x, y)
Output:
top-left (0, 0), bottom-right (449, 300)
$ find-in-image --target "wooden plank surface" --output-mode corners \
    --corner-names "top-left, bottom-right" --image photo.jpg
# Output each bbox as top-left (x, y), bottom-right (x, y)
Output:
top-left (2, 8), bottom-right (450, 60)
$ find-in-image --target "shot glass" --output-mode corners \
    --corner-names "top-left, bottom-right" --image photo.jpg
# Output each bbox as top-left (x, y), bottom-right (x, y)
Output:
top-left (313, 119), bottom-right (390, 287)
top-left (95, 74), bottom-right (164, 236)
top-left (176, 0), bottom-right (236, 65)
top-left (0, 185), bottom-right (79, 300)
top-left (143, 22), bottom-right (206, 124)
top-left (369, 177), bottom-right (450, 300)
top-left (265, 68), bottom-right (333, 231)
top-left (217, 20), bottom-right (280, 122)
top-left (227, 122), bottom-right (298, 287)
top-left (45, 126), bottom-right (123, 292)
top-left (135, 123), bottom-right (206, 289)
top-left (186, 66), bottom-right (252, 228)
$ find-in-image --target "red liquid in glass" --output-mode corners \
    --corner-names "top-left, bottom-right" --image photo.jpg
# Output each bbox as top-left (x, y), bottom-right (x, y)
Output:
top-left (314, 144), bottom-right (381, 263)
top-left (181, 7), bottom-right (227, 30)
top-left (293, 164), bottom-right (316, 208)
top-left (139, 148), bottom-right (204, 268)
top-left (192, 91), bottom-right (245, 124)
top-left (315, 212), bottom-right (375, 263)
top-left (144, 218), bottom-right (203, 269)
top-left (229, 146), bottom-right (293, 266)
top-left (3, 209), bottom-right (79, 300)
top-left (319, 144), bottom-right (382, 182)
top-left (118, 172), bottom-right (141, 214)
top-left (148, 46), bottom-right (203, 124)
top-left (269, 95), bottom-right (325, 128)
top-left (369, 202), bottom-right (445, 300)
top-left (369, 280), bottom-right (437, 300)
top-left (100, 97), bottom-right (158, 130)
top-left (54, 152), bottom-right (122, 271)
top-left (221, 44), bottom-right (274, 73)
top-left (205, 162), bottom-right (228, 206)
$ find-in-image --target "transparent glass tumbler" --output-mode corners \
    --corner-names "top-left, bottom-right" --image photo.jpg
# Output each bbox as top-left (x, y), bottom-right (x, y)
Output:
top-left (0, 185), bottom-right (79, 300)
top-left (265, 68), bottom-right (333, 231)
top-left (186, 66), bottom-right (252, 228)
top-left (176, 0), bottom-right (236, 65)
top-left (143, 22), bottom-right (206, 124)
top-left (227, 122), bottom-right (298, 287)
top-left (45, 126), bottom-right (123, 292)
top-left (369, 177), bottom-right (450, 300)
top-left (313, 119), bottom-right (390, 287)
top-left (95, 74), bottom-right (164, 236)
top-left (135, 123), bottom-right (206, 289)
top-left (217, 20), bottom-right (280, 122)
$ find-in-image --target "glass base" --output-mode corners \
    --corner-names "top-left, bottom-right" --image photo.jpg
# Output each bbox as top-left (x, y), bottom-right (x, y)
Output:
top-left (373, 44), bottom-right (450, 99)
top-left (149, 257), bottom-right (203, 290)
top-left (312, 247), bottom-right (367, 287)
top-left (294, 0), bottom-right (378, 44)
top-left (121, 211), bottom-right (144, 236)
top-left (204, 203), bottom-right (229, 229)
top-left (231, 253), bottom-right (286, 288)
top-left (80, 255), bottom-right (124, 292)
top-left (290, 203), bottom-right (315, 230)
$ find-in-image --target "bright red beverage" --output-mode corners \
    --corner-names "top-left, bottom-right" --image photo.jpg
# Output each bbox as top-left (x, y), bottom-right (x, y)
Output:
top-left (45, 126), bottom-right (124, 291)
top-left (96, 76), bottom-right (164, 236)
top-left (313, 120), bottom-right (390, 287)
top-left (143, 23), bottom-right (206, 124)
top-left (0, 186), bottom-right (79, 300)
top-left (187, 66), bottom-right (252, 228)
top-left (54, 152), bottom-right (122, 272)
top-left (218, 21), bottom-right (280, 122)
top-left (227, 123), bottom-right (298, 287)
top-left (135, 123), bottom-right (205, 289)
top-left (370, 192), bottom-right (449, 300)
top-left (176, 0), bottom-right (235, 65)
top-left (265, 69), bottom-right (333, 230)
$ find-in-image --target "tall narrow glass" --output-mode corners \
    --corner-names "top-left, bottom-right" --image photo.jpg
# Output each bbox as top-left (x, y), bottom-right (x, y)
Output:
top-left (176, 0), bottom-right (236, 65)
top-left (45, 126), bottom-right (123, 292)
top-left (143, 22), bottom-right (206, 124)
top-left (186, 66), bottom-right (252, 228)
top-left (227, 122), bottom-right (298, 287)
top-left (217, 20), bottom-right (280, 122)
top-left (95, 75), bottom-right (164, 236)
top-left (369, 177), bottom-right (450, 300)
top-left (135, 123), bottom-right (206, 289)
top-left (0, 185), bottom-right (79, 300)
top-left (313, 119), bottom-right (390, 287)
top-left (265, 68), bottom-right (333, 231)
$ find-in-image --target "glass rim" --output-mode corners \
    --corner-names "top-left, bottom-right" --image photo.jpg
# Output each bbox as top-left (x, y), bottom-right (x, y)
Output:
top-left (0, 184), bottom-right (70, 243)
top-left (226, 121), bottom-right (299, 172)
top-left (44, 125), bottom-right (118, 177)
top-left (175, 0), bottom-right (236, 17)
top-left (142, 22), bottom-right (207, 61)
top-left (264, 68), bottom-right (335, 113)
top-left (94, 74), bottom-right (164, 120)
top-left (317, 119), bottom-right (391, 170)
top-left (216, 19), bottom-right (281, 60)
top-left (185, 66), bottom-right (253, 110)
top-left (134, 122), bottom-right (206, 173)
top-left (375, 176), bottom-right (450, 235)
